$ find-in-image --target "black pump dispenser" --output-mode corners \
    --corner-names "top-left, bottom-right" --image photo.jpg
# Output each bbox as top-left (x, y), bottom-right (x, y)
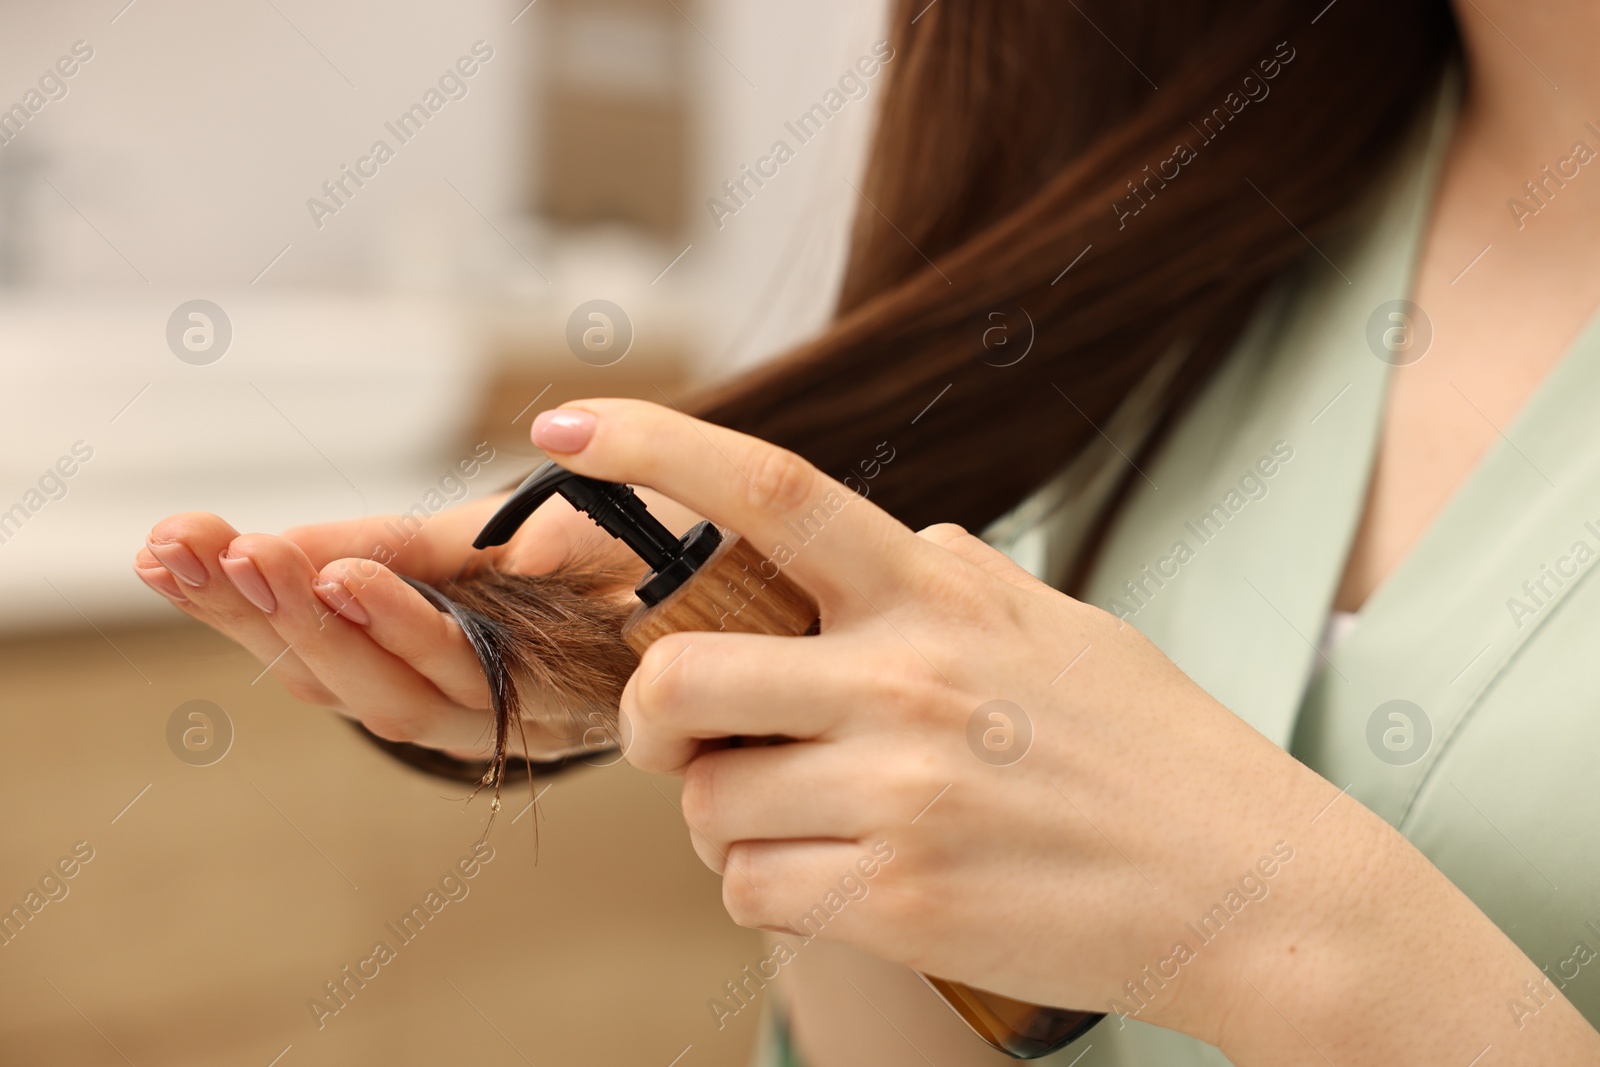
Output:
top-left (474, 461), bottom-right (723, 607)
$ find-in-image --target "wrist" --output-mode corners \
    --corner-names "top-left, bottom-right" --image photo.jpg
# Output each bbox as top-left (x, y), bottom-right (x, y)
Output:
top-left (1189, 792), bottom-right (1593, 1066)
top-left (1199, 799), bottom-right (1401, 1061)
top-left (1093, 766), bottom-right (1365, 1047)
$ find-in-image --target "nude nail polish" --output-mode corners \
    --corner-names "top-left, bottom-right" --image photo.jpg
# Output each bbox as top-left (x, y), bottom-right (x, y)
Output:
top-left (532, 409), bottom-right (596, 453)
top-left (314, 579), bottom-right (371, 625)
top-left (147, 540), bottom-right (209, 587)
top-left (136, 565), bottom-right (189, 603)
top-left (219, 550), bottom-right (277, 613)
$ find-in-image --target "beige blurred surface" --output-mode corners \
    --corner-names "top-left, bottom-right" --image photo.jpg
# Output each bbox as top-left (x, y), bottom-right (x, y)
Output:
top-left (0, 618), bottom-right (764, 1067)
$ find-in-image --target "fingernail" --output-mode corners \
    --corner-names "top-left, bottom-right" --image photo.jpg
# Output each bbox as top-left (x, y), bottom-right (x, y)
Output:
top-left (147, 540), bottom-right (209, 587)
top-left (313, 579), bottom-right (371, 626)
top-left (219, 550), bottom-right (277, 613)
top-left (135, 565), bottom-right (189, 603)
top-left (532, 408), bottom-right (596, 453)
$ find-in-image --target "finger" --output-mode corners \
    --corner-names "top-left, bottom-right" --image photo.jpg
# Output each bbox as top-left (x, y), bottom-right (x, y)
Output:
top-left (680, 742), bottom-right (886, 864)
top-left (720, 839), bottom-right (891, 937)
top-left (314, 558), bottom-right (491, 710)
top-left (134, 560), bottom-right (191, 605)
top-left (618, 631), bottom-right (866, 773)
top-left (283, 494), bottom-right (507, 579)
top-left (531, 399), bottom-right (933, 607)
top-left (318, 558), bottom-right (635, 760)
top-left (142, 514), bottom-right (337, 705)
top-left (225, 533), bottom-right (495, 749)
top-left (917, 522), bottom-right (1045, 591)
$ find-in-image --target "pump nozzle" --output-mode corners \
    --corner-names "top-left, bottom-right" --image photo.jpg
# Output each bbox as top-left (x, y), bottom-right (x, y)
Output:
top-left (473, 460), bottom-right (723, 607)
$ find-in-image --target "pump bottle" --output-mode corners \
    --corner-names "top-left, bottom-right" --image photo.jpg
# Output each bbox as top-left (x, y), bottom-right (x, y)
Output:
top-left (475, 461), bottom-right (1103, 1058)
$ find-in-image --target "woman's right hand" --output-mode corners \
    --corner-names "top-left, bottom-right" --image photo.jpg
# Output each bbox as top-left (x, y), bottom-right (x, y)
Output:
top-left (132, 483), bottom-right (696, 760)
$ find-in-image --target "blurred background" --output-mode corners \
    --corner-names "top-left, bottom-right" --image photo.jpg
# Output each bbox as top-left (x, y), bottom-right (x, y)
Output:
top-left (0, 0), bottom-right (888, 1063)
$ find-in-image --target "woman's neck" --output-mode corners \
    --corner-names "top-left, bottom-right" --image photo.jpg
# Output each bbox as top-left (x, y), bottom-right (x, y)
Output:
top-left (1452, 0), bottom-right (1600, 158)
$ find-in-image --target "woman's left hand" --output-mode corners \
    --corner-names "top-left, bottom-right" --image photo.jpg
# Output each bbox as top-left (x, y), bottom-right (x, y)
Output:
top-left (528, 399), bottom-right (1595, 1067)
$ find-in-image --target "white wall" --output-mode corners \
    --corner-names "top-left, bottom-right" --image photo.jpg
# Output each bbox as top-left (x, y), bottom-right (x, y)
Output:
top-left (0, 0), bottom-right (531, 290)
top-left (0, 0), bottom-right (889, 631)
top-left (687, 0), bottom-right (890, 371)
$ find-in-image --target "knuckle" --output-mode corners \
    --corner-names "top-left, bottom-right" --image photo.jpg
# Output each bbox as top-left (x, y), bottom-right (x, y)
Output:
top-left (149, 512), bottom-right (227, 546)
top-left (633, 635), bottom-right (697, 716)
top-left (743, 446), bottom-right (818, 517)
top-left (882, 747), bottom-right (946, 807)
top-left (679, 760), bottom-right (718, 833)
top-left (624, 744), bottom-right (675, 777)
top-left (917, 524), bottom-right (996, 570)
top-left (822, 647), bottom-right (934, 727)
top-left (720, 851), bottom-right (767, 926)
top-left (229, 534), bottom-right (291, 572)
top-left (924, 565), bottom-right (997, 621)
top-left (868, 653), bottom-right (951, 725)
top-left (206, 599), bottom-right (262, 630)
top-left (915, 522), bottom-right (971, 546)
top-left (329, 556), bottom-right (384, 588)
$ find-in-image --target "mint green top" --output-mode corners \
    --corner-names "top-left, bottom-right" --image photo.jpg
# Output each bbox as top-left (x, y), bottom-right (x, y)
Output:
top-left (763, 78), bottom-right (1600, 1065)
top-left (1047, 78), bottom-right (1600, 1064)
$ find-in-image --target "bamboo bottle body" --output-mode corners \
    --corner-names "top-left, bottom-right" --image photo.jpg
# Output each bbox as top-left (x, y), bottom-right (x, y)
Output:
top-left (622, 534), bottom-right (817, 649)
top-left (620, 532), bottom-right (1102, 1059)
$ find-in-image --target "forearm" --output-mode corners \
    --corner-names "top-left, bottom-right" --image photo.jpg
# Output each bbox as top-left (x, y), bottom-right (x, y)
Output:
top-left (1210, 800), bottom-right (1600, 1066)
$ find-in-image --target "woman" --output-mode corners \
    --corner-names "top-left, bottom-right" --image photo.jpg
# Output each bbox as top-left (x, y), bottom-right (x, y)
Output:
top-left (134, 0), bottom-right (1600, 1064)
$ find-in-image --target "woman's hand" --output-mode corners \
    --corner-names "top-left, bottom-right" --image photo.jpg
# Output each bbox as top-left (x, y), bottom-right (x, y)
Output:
top-left (531, 399), bottom-right (1600, 1066)
top-left (132, 478), bottom-right (695, 760)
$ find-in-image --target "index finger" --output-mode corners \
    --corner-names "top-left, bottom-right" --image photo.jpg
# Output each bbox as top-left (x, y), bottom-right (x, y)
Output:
top-left (531, 398), bottom-right (930, 607)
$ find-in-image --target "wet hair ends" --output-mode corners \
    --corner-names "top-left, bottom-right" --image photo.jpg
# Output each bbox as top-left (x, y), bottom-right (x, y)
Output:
top-left (383, 562), bottom-right (637, 817)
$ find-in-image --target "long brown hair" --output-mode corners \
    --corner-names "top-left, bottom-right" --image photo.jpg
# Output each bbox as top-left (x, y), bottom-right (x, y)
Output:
top-left (381, 0), bottom-right (1461, 793)
top-left (696, 0), bottom-right (1456, 542)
